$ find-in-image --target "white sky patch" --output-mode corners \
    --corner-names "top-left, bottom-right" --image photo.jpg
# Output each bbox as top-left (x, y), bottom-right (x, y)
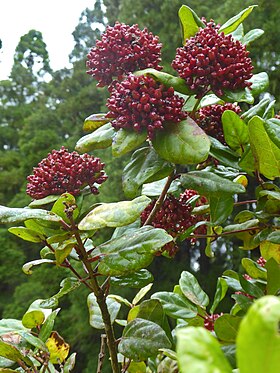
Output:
top-left (0, 0), bottom-right (96, 79)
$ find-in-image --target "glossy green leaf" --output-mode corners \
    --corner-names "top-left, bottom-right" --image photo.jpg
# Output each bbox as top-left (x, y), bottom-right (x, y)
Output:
top-left (55, 240), bottom-right (76, 265)
top-left (83, 113), bottom-right (111, 132)
top-left (40, 278), bottom-right (81, 308)
top-left (8, 227), bottom-right (45, 243)
top-left (17, 330), bottom-right (47, 351)
top-left (75, 122), bottom-right (114, 152)
top-left (63, 353), bottom-right (76, 373)
top-left (0, 206), bottom-right (60, 224)
top-left (78, 195), bottom-right (150, 230)
top-left (248, 116), bottom-right (280, 179)
top-left (0, 341), bottom-right (33, 367)
top-left (222, 110), bottom-right (249, 151)
top-left (39, 309), bottom-right (60, 342)
top-left (178, 5), bottom-right (199, 42)
top-left (210, 278), bottom-right (228, 313)
top-left (223, 220), bottom-right (260, 250)
top-left (260, 241), bottom-right (280, 264)
top-left (221, 87), bottom-right (254, 104)
top-left (241, 98), bottom-right (271, 122)
top-left (214, 314), bottom-right (242, 342)
top-left (241, 28), bottom-right (264, 45)
top-left (237, 296), bottom-right (280, 373)
top-left (209, 193), bottom-right (233, 225)
top-left (132, 283), bottom-right (153, 306)
top-left (264, 118), bottom-right (280, 148)
top-left (135, 299), bottom-right (165, 327)
top-left (248, 72), bottom-right (269, 96)
top-left (135, 68), bottom-right (193, 95)
top-left (22, 299), bottom-right (51, 328)
top-left (219, 6), bottom-right (257, 35)
top-left (177, 327), bottom-right (232, 373)
top-left (110, 269), bottom-right (154, 288)
top-left (266, 258), bottom-right (280, 295)
top-left (22, 259), bottom-right (55, 275)
top-left (179, 271), bottom-right (209, 308)
top-left (209, 137), bottom-right (240, 168)
top-left (87, 293), bottom-right (121, 329)
top-left (51, 193), bottom-right (78, 224)
top-left (151, 291), bottom-right (197, 319)
top-left (123, 147), bottom-right (173, 198)
top-left (240, 275), bottom-right (264, 298)
top-left (142, 177), bottom-right (180, 197)
top-left (241, 258), bottom-right (267, 280)
top-left (97, 226), bottom-right (173, 276)
top-left (112, 128), bottom-right (146, 157)
top-left (266, 231), bottom-right (280, 244)
top-left (29, 194), bottom-right (59, 207)
top-left (200, 94), bottom-right (224, 108)
top-left (119, 318), bottom-right (171, 361)
top-left (152, 118), bottom-right (210, 165)
top-left (231, 293), bottom-right (253, 312)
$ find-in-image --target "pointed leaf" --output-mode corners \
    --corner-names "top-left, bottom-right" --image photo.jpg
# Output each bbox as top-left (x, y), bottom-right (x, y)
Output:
top-left (22, 259), bottom-right (55, 275)
top-left (219, 6), bottom-right (257, 35)
top-left (78, 196), bottom-right (151, 230)
top-left (83, 113), bottom-right (111, 132)
top-left (210, 278), bottom-right (228, 314)
top-left (40, 278), bottom-right (81, 308)
top-left (8, 227), bottom-right (45, 243)
top-left (0, 341), bottom-right (33, 367)
top-left (29, 195), bottom-right (59, 207)
top-left (222, 110), bottom-right (249, 151)
top-left (152, 118), bottom-right (210, 165)
top-left (75, 122), bottom-right (114, 152)
top-left (87, 293), bottom-right (121, 329)
top-left (119, 318), bottom-right (171, 361)
top-left (110, 269), bottom-right (154, 288)
top-left (237, 296), bottom-right (280, 373)
top-left (177, 327), bottom-right (232, 373)
top-left (178, 5), bottom-right (199, 42)
top-left (242, 29), bottom-right (264, 45)
top-left (112, 128), bottom-right (146, 157)
top-left (39, 309), bottom-right (60, 342)
top-left (132, 283), bottom-right (153, 306)
top-left (0, 206), bottom-right (60, 224)
top-left (179, 271), bottom-right (209, 308)
top-left (241, 97), bottom-right (271, 122)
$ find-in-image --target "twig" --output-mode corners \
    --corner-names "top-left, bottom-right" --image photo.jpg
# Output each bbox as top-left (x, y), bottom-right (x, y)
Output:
top-left (121, 358), bottom-right (131, 372)
top-left (234, 199), bottom-right (257, 206)
top-left (191, 226), bottom-right (260, 239)
top-left (97, 334), bottom-right (107, 373)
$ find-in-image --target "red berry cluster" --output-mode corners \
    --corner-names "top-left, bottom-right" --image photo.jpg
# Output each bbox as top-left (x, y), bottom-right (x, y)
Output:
top-left (204, 313), bottom-right (222, 331)
top-left (26, 147), bottom-right (107, 199)
top-left (275, 113), bottom-right (280, 119)
top-left (86, 22), bottom-right (162, 87)
top-left (257, 256), bottom-right (266, 267)
top-left (106, 74), bottom-right (187, 139)
top-left (172, 20), bottom-right (253, 98)
top-left (194, 103), bottom-right (241, 144)
top-left (235, 291), bottom-right (254, 300)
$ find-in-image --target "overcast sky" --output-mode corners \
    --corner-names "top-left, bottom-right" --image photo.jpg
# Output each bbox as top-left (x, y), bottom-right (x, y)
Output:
top-left (0, 0), bottom-right (96, 79)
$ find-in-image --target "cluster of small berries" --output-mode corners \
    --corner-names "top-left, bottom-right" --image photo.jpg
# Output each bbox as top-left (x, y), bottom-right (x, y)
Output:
top-left (194, 103), bottom-right (241, 144)
top-left (87, 22), bottom-right (162, 87)
top-left (172, 20), bottom-right (253, 98)
top-left (204, 313), bottom-right (222, 331)
top-left (106, 74), bottom-right (187, 139)
top-left (26, 147), bottom-right (107, 199)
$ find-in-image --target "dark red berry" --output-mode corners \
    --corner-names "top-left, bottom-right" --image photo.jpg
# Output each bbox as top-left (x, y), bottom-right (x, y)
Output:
top-left (257, 256), bottom-right (266, 267)
top-left (26, 147), bottom-right (107, 199)
top-left (204, 313), bottom-right (222, 331)
top-left (172, 20), bottom-right (253, 98)
top-left (87, 22), bottom-right (162, 87)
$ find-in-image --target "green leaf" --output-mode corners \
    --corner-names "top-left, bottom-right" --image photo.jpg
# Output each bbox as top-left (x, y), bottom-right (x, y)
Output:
top-left (241, 258), bottom-right (267, 280)
top-left (222, 110), bottom-right (249, 151)
top-left (151, 291), bottom-right (197, 319)
top-left (51, 193), bottom-right (78, 224)
top-left (135, 299), bottom-right (165, 327)
top-left (28, 194), bottom-right (59, 207)
top-left (264, 118), bottom-right (280, 148)
top-left (260, 241), bottom-right (280, 264)
top-left (55, 240), bottom-right (76, 266)
top-left (22, 259), bottom-right (55, 275)
top-left (179, 271), bottom-right (209, 308)
top-left (241, 29), bottom-right (264, 45)
top-left (219, 6), bottom-right (257, 35)
top-left (0, 206), bottom-right (60, 224)
top-left (110, 269), bottom-right (154, 288)
top-left (266, 258), bottom-right (280, 295)
top-left (209, 193), bottom-right (233, 225)
top-left (210, 278), bottom-right (228, 314)
top-left (0, 320), bottom-right (27, 335)
top-left (39, 309), bottom-right (60, 342)
top-left (178, 5), bottom-right (199, 42)
top-left (78, 196), bottom-right (151, 230)
top-left (230, 23), bottom-right (244, 41)
top-left (112, 128), bottom-right (146, 157)
top-left (241, 98), bottom-right (271, 122)
top-left (87, 293), bottom-right (121, 329)
top-left (237, 296), bottom-right (280, 373)
top-left (135, 68), bottom-right (193, 95)
top-left (132, 283), bottom-right (153, 306)
top-left (152, 118), bottom-right (210, 165)
top-left (221, 87), bottom-right (254, 104)
top-left (266, 231), bottom-right (280, 244)
top-left (63, 353), bottom-right (76, 373)
top-left (75, 122), bottom-right (114, 152)
top-left (0, 341), bottom-right (33, 367)
top-left (248, 116), bottom-right (280, 180)
top-left (223, 220), bottom-right (260, 250)
top-left (176, 327), bottom-right (232, 373)
top-left (17, 331), bottom-right (47, 351)
top-left (123, 147), bottom-right (173, 198)
top-left (142, 177), bottom-right (180, 197)
top-left (83, 113), bottom-right (111, 132)
top-left (180, 171), bottom-right (245, 195)
top-left (97, 226), bottom-right (173, 276)
top-left (209, 137), bottom-right (240, 168)
top-left (248, 72), bottom-right (269, 96)
top-left (240, 275), bottom-right (264, 298)
top-left (231, 293), bottom-right (253, 312)
top-left (8, 227), bottom-right (45, 243)
top-left (214, 314), bottom-right (242, 342)
top-left (119, 318), bottom-right (171, 361)
top-left (22, 299), bottom-right (51, 328)
top-left (40, 278), bottom-right (81, 308)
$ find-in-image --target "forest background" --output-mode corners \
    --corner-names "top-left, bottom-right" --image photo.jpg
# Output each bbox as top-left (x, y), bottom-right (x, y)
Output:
top-left (0, 0), bottom-right (279, 371)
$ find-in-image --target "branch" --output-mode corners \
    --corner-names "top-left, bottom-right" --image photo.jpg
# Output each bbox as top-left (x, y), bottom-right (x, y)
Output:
top-left (97, 334), bottom-right (107, 373)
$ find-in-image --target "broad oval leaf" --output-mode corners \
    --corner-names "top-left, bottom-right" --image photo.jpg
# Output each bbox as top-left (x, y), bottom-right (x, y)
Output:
top-left (176, 327), bottom-right (232, 373)
top-left (248, 72), bottom-right (269, 97)
top-left (78, 195), bottom-right (151, 230)
top-left (237, 296), bottom-right (280, 373)
top-left (83, 113), bottom-right (111, 132)
top-left (151, 291), bottom-right (197, 319)
top-left (178, 5), bottom-right (199, 42)
top-left (112, 128), bottom-right (146, 157)
top-left (209, 137), bottom-right (240, 168)
top-left (264, 118), bottom-right (280, 148)
top-left (241, 29), bottom-right (264, 45)
top-left (222, 110), bottom-right (249, 151)
top-left (241, 258), bottom-right (267, 280)
top-left (8, 227), bottom-right (45, 243)
top-left (75, 122), bottom-right (114, 152)
top-left (152, 118), bottom-right (210, 165)
top-left (219, 6), bottom-right (257, 35)
top-left (0, 206), bottom-right (60, 224)
top-left (179, 271), bottom-right (209, 308)
top-left (119, 318), bottom-right (171, 361)
top-left (22, 299), bottom-right (51, 329)
top-left (87, 293), bottom-right (121, 329)
top-left (221, 87), bottom-right (254, 104)
top-left (214, 314), bottom-right (242, 342)
top-left (110, 269), bottom-right (154, 288)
